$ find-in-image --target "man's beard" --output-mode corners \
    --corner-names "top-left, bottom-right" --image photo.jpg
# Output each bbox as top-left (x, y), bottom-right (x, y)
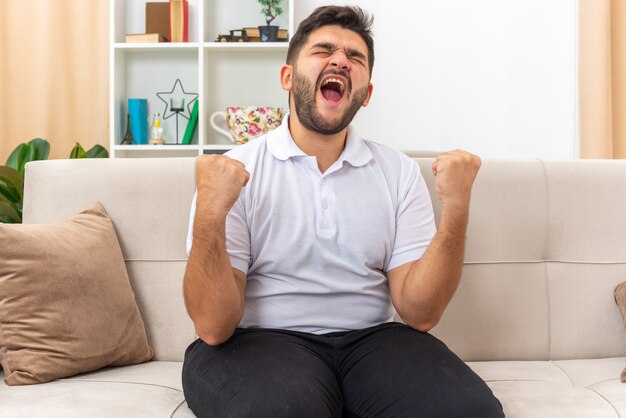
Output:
top-left (291, 68), bottom-right (369, 135)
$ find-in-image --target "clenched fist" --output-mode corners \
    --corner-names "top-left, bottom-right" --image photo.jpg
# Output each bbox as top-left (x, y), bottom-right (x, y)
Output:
top-left (195, 154), bottom-right (250, 217)
top-left (431, 150), bottom-right (481, 212)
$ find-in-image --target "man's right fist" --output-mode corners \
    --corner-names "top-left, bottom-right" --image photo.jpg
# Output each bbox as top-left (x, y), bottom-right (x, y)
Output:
top-left (195, 154), bottom-right (250, 216)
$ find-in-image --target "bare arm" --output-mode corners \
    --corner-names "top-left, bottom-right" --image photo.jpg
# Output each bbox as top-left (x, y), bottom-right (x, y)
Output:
top-left (387, 150), bottom-right (480, 332)
top-left (183, 155), bottom-right (250, 346)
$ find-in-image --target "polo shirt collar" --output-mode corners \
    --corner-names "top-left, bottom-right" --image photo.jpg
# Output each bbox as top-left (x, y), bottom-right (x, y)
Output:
top-left (266, 113), bottom-right (307, 160)
top-left (340, 124), bottom-right (373, 167)
top-left (267, 113), bottom-right (373, 167)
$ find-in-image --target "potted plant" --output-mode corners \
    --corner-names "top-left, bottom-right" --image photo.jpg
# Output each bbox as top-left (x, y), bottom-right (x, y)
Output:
top-left (0, 139), bottom-right (108, 223)
top-left (257, 0), bottom-right (283, 42)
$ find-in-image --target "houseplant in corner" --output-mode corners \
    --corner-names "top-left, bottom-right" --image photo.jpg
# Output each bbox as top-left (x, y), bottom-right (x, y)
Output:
top-left (0, 139), bottom-right (108, 223)
top-left (257, 0), bottom-right (283, 42)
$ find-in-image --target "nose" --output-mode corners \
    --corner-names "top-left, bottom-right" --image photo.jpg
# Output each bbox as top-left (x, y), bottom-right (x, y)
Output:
top-left (329, 50), bottom-right (350, 71)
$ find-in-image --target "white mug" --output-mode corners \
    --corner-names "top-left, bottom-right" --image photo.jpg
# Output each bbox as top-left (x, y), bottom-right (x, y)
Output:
top-left (209, 111), bottom-right (233, 142)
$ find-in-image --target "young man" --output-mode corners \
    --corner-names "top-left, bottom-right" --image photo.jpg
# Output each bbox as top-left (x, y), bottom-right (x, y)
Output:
top-left (182, 5), bottom-right (504, 417)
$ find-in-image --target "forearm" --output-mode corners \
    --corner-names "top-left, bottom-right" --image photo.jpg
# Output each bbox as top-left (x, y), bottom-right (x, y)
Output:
top-left (183, 196), bottom-right (244, 345)
top-left (398, 205), bottom-right (469, 331)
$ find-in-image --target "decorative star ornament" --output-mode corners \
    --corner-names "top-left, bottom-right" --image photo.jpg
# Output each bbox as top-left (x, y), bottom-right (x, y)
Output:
top-left (156, 79), bottom-right (198, 120)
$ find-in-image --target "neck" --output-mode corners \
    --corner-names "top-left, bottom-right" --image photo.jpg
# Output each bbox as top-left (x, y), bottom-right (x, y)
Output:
top-left (288, 110), bottom-right (347, 173)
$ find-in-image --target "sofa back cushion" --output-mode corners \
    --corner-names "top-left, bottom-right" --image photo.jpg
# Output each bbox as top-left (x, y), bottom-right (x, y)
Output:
top-left (21, 157), bottom-right (626, 362)
top-left (415, 159), bottom-right (626, 361)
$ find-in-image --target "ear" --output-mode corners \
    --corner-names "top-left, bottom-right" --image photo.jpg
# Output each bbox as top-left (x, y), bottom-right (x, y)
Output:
top-left (280, 64), bottom-right (293, 92)
top-left (361, 82), bottom-right (374, 107)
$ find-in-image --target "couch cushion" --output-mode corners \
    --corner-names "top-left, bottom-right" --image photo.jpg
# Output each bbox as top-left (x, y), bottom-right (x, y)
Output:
top-left (548, 263), bottom-right (626, 360)
top-left (3, 359), bottom-right (624, 417)
top-left (469, 357), bottom-right (625, 417)
top-left (0, 362), bottom-right (195, 418)
top-left (430, 263), bottom-right (550, 361)
top-left (0, 203), bottom-right (153, 385)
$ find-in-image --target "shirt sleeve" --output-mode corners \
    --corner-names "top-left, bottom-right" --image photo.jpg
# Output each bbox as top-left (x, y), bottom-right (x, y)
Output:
top-left (185, 192), bottom-right (197, 257)
top-left (385, 160), bottom-right (436, 272)
top-left (225, 194), bottom-right (251, 274)
top-left (185, 190), bottom-right (251, 275)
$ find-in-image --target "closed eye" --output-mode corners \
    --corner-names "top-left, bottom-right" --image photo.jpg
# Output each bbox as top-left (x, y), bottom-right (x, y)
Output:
top-left (347, 51), bottom-right (368, 66)
top-left (349, 56), bottom-right (365, 66)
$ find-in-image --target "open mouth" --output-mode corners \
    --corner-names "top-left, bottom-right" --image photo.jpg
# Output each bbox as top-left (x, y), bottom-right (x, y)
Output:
top-left (320, 77), bottom-right (346, 103)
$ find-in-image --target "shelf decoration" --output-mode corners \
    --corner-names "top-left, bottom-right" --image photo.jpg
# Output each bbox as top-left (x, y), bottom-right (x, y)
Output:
top-left (156, 79), bottom-right (198, 144)
top-left (121, 113), bottom-right (136, 145)
top-left (216, 27), bottom-right (288, 43)
top-left (182, 101), bottom-right (199, 145)
top-left (128, 98), bottom-right (148, 144)
top-left (258, 0), bottom-right (283, 42)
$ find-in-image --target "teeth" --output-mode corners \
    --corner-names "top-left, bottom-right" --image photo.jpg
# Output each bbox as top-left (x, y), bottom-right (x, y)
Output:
top-left (322, 77), bottom-right (345, 93)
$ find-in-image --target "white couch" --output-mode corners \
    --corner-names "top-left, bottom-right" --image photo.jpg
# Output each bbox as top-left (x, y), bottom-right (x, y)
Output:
top-left (2, 157), bottom-right (626, 417)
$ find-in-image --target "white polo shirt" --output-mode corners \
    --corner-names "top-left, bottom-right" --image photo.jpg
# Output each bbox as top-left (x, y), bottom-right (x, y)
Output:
top-left (187, 115), bottom-right (436, 334)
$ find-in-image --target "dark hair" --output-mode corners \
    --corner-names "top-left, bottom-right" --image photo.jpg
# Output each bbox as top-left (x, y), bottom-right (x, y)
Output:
top-left (287, 5), bottom-right (375, 76)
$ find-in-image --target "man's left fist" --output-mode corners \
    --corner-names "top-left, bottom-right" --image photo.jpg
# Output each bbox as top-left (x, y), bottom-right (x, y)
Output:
top-left (431, 150), bottom-right (481, 211)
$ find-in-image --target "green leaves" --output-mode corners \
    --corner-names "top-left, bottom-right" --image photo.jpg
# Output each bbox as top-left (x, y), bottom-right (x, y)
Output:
top-left (69, 143), bottom-right (109, 159)
top-left (0, 166), bottom-right (23, 223)
top-left (69, 143), bottom-right (88, 159)
top-left (0, 183), bottom-right (21, 204)
top-left (6, 138), bottom-right (50, 177)
top-left (258, 0), bottom-right (283, 25)
top-left (0, 166), bottom-right (23, 197)
top-left (1, 138), bottom-right (49, 223)
top-left (0, 201), bottom-right (21, 223)
top-left (86, 144), bottom-right (109, 158)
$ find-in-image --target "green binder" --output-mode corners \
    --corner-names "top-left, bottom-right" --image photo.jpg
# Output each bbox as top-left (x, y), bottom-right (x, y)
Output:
top-left (182, 100), bottom-right (199, 145)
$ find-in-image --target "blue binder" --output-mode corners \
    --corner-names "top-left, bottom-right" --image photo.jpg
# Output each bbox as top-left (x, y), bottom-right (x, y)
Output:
top-left (128, 99), bottom-right (148, 144)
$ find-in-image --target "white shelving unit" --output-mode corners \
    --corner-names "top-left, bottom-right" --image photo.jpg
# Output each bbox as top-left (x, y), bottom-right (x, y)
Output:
top-left (109, 0), bottom-right (294, 158)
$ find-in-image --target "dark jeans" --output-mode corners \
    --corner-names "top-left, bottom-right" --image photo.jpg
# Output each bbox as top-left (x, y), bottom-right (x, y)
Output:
top-left (182, 322), bottom-right (504, 418)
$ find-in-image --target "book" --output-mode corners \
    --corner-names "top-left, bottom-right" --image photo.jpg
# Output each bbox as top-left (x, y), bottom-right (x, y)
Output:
top-left (243, 27), bottom-right (288, 42)
top-left (146, 2), bottom-right (170, 42)
top-left (182, 100), bottom-right (199, 145)
top-left (128, 99), bottom-right (148, 144)
top-left (125, 33), bottom-right (167, 43)
top-left (169, 0), bottom-right (188, 42)
top-left (243, 27), bottom-right (260, 38)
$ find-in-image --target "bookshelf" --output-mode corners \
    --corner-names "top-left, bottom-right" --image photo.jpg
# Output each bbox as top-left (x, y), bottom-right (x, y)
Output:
top-left (109, 0), bottom-right (294, 158)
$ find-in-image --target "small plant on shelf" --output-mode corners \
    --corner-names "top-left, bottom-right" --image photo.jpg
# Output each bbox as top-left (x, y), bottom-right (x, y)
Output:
top-left (257, 0), bottom-right (283, 42)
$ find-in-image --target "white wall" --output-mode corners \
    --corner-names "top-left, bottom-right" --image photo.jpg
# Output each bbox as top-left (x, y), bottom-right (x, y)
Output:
top-left (296, 1), bottom-right (578, 158)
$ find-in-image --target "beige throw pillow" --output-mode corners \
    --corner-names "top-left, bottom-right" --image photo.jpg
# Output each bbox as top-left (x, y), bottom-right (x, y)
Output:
top-left (614, 281), bottom-right (626, 383)
top-left (0, 203), bottom-right (153, 385)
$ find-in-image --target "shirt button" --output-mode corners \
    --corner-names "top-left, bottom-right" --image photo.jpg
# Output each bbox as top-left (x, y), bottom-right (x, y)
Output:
top-left (322, 202), bottom-right (328, 210)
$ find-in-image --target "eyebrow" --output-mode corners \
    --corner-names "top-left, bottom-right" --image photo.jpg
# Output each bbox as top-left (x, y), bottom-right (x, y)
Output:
top-left (311, 42), bottom-right (368, 62)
